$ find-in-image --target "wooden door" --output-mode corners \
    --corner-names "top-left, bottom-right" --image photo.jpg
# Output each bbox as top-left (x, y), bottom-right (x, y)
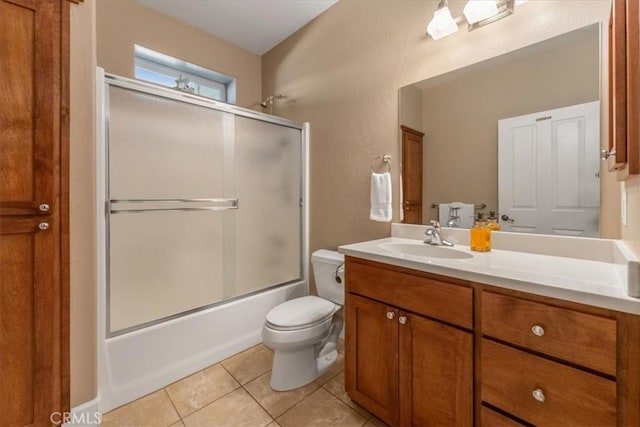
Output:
top-left (0, 0), bottom-right (69, 424)
top-left (345, 294), bottom-right (399, 425)
top-left (498, 102), bottom-right (600, 237)
top-left (399, 311), bottom-right (473, 426)
top-left (401, 125), bottom-right (424, 224)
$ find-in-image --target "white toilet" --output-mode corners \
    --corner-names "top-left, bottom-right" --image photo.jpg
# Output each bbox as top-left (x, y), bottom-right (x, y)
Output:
top-left (262, 249), bottom-right (345, 391)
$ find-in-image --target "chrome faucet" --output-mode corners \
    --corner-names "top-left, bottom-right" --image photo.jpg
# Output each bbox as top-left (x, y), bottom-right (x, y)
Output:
top-left (424, 220), bottom-right (454, 247)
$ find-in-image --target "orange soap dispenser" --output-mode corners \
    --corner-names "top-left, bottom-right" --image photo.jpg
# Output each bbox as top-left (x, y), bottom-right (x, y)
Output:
top-left (487, 211), bottom-right (501, 231)
top-left (470, 213), bottom-right (491, 252)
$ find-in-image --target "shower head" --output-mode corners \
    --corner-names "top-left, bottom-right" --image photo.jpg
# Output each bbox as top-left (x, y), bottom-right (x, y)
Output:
top-left (260, 94), bottom-right (286, 109)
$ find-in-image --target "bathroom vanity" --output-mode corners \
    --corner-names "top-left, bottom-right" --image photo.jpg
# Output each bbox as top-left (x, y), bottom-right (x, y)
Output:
top-left (340, 227), bottom-right (640, 426)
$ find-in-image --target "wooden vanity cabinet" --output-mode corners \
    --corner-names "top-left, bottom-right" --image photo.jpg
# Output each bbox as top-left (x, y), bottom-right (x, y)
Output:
top-left (344, 256), bottom-right (640, 426)
top-left (345, 257), bottom-right (473, 426)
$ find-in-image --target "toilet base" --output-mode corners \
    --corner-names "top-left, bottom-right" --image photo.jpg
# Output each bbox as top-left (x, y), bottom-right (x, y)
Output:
top-left (268, 312), bottom-right (343, 391)
top-left (270, 346), bottom-right (318, 391)
top-left (270, 346), bottom-right (339, 391)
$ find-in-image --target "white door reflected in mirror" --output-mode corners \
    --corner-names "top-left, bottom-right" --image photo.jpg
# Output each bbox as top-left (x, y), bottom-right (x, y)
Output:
top-left (498, 101), bottom-right (600, 237)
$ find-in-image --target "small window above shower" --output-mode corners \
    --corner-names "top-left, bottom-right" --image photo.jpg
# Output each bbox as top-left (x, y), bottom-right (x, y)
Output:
top-left (133, 45), bottom-right (237, 104)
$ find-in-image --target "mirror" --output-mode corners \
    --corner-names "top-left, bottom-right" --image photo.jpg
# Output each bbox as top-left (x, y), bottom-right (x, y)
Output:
top-left (399, 24), bottom-right (605, 237)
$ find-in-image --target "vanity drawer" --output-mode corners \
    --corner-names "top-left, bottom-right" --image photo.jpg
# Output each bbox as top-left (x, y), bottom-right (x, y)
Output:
top-left (481, 339), bottom-right (616, 426)
top-left (480, 406), bottom-right (525, 427)
top-left (346, 258), bottom-right (472, 329)
top-left (481, 292), bottom-right (616, 375)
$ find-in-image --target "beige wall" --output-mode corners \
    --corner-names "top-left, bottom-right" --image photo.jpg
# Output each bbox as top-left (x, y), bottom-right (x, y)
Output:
top-left (399, 85), bottom-right (422, 132)
top-left (415, 28), bottom-right (599, 225)
top-left (95, 0), bottom-right (262, 109)
top-left (262, 0), bottom-right (613, 278)
top-left (70, 0), bottom-right (97, 407)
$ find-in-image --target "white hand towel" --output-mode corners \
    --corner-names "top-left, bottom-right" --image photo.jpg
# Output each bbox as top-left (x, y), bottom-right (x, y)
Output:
top-left (370, 172), bottom-right (392, 222)
top-left (399, 173), bottom-right (404, 222)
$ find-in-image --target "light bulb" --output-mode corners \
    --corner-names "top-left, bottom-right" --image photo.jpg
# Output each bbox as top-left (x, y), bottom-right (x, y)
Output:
top-left (463, 0), bottom-right (499, 24)
top-left (426, 6), bottom-right (459, 40)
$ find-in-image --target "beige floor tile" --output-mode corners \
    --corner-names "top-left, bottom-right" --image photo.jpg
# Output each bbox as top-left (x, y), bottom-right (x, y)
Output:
top-left (266, 422), bottom-right (281, 427)
top-left (314, 352), bottom-right (344, 385)
top-left (166, 363), bottom-right (240, 417)
top-left (221, 344), bottom-right (274, 384)
top-left (169, 421), bottom-right (185, 427)
top-left (101, 390), bottom-right (180, 427)
top-left (245, 372), bottom-right (321, 418)
top-left (323, 372), bottom-right (371, 418)
top-left (276, 388), bottom-right (367, 427)
top-left (183, 388), bottom-right (273, 427)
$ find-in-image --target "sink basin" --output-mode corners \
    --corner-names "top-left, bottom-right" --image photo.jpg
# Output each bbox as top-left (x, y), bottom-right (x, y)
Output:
top-left (379, 242), bottom-right (473, 259)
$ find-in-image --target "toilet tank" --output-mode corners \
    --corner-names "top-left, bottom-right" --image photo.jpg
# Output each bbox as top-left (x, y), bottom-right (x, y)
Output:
top-left (311, 249), bottom-right (345, 305)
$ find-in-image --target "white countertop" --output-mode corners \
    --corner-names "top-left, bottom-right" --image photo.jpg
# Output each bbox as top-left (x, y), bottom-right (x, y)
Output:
top-left (339, 236), bottom-right (640, 315)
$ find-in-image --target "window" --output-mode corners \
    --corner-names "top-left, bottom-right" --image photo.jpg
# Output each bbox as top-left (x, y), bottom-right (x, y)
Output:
top-left (134, 45), bottom-right (237, 104)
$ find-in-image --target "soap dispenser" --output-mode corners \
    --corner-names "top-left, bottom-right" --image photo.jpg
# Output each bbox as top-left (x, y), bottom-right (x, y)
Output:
top-left (470, 213), bottom-right (491, 252)
top-left (487, 211), bottom-right (501, 231)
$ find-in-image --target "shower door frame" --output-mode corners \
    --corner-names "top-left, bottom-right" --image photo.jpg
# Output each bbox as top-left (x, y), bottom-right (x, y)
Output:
top-left (101, 72), bottom-right (309, 338)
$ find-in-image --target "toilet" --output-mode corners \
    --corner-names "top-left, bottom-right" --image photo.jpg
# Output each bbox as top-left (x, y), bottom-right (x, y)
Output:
top-left (262, 249), bottom-right (345, 391)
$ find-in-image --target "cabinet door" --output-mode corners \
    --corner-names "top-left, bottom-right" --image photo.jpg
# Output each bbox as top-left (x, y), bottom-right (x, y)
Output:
top-left (399, 312), bottom-right (473, 426)
top-left (345, 294), bottom-right (399, 425)
top-left (608, 0), bottom-right (640, 175)
top-left (0, 0), bottom-right (67, 424)
top-left (0, 218), bottom-right (61, 425)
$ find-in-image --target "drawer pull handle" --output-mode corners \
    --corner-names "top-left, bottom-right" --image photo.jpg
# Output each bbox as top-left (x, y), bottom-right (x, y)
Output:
top-left (38, 222), bottom-right (49, 231)
top-left (531, 325), bottom-right (545, 337)
top-left (532, 388), bottom-right (546, 402)
top-left (386, 312), bottom-right (395, 320)
top-left (399, 316), bottom-right (407, 325)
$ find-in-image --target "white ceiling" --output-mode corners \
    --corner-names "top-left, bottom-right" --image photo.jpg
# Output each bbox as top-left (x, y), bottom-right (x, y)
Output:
top-left (137, 0), bottom-right (338, 55)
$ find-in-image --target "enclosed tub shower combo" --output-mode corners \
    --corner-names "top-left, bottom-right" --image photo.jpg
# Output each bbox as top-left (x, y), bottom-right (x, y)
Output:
top-left (96, 70), bottom-right (309, 411)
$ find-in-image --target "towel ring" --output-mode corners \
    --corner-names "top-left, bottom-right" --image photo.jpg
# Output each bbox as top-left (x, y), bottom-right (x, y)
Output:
top-left (371, 154), bottom-right (391, 173)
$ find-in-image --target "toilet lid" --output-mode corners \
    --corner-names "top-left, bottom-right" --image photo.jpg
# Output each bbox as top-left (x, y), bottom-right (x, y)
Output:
top-left (266, 296), bottom-right (337, 329)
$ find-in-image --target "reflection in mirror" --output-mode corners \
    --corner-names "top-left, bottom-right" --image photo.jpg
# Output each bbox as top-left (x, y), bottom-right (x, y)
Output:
top-left (399, 24), bottom-right (604, 237)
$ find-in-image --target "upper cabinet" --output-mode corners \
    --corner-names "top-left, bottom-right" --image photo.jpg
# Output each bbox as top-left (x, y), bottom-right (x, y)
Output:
top-left (607, 0), bottom-right (639, 177)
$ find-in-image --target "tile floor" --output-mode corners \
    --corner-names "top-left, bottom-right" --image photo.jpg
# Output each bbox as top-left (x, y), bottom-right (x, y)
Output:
top-left (101, 340), bottom-right (388, 427)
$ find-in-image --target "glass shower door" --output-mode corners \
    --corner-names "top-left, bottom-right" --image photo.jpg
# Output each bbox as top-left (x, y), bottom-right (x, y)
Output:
top-left (233, 117), bottom-right (302, 296)
top-left (107, 86), bottom-right (235, 334)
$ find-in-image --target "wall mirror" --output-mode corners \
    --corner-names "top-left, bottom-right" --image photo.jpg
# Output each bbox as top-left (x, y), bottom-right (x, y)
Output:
top-left (399, 23), bottom-right (608, 237)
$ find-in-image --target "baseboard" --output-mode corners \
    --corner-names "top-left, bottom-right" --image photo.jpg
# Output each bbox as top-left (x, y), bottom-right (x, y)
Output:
top-left (60, 398), bottom-right (101, 426)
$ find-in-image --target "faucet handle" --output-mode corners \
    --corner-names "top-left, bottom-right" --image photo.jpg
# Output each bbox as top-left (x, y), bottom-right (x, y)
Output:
top-left (429, 220), bottom-right (441, 229)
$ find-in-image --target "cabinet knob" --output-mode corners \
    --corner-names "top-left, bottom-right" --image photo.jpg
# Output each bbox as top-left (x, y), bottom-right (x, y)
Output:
top-left (531, 325), bottom-right (545, 337)
top-left (386, 311), bottom-right (395, 320)
top-left (39, 203), bottom-right (50, 212)
top-left (532, 388), bottom-right (546, 402)
top-left (38, 222), bottom-right (49, 231)
top-left (399, 316), bottom-right (407, 325)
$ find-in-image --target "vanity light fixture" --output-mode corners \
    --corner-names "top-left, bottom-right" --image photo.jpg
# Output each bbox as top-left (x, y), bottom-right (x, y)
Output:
top-left (426, 0), bottom-right (459, 40)
top-left (427, 0), bottom-right (525, 40)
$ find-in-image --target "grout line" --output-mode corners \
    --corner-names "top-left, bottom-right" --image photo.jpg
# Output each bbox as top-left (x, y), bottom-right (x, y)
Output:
top-left (163, 388), bottom-right (183, 425)
top-left (320, 378), bottom-right (372, 422)
top-left (170, 366), bottom-right (242, 420)
top-left (240, 372), bottom-right (277, 423)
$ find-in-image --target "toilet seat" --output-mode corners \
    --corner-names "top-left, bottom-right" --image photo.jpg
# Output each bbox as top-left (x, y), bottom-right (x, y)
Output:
top-left (266, 296), bottom-right (338, 331)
